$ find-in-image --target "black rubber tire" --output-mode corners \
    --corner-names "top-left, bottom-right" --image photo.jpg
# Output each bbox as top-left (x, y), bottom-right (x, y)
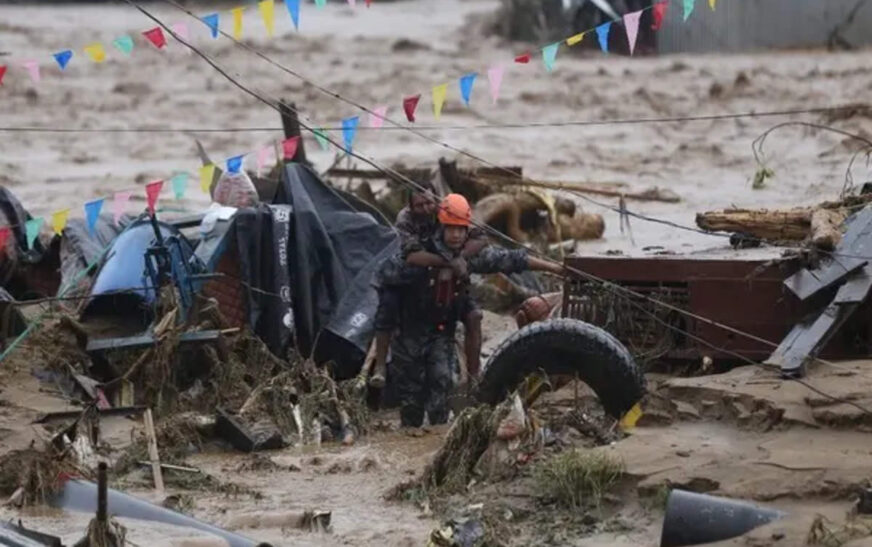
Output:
top-left (476, 318), bottom-right (645, 418)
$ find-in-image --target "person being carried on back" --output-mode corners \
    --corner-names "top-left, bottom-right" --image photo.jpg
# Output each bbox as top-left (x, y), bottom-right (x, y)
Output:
top-left (376, 193), bottom-right (565, 429)
top-left (370, 182), bottom-right (487, 388)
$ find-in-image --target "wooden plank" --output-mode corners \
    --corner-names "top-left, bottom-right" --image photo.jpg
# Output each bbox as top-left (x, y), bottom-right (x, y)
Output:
top-left (143, 408), bottom-right (165, 494)
top-left (86, 330), bottom-right (221, 354)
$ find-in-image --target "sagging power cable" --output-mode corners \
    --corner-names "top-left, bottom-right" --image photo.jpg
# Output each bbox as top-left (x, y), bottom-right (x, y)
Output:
top-left (119, 0), bottom-right (872, 415)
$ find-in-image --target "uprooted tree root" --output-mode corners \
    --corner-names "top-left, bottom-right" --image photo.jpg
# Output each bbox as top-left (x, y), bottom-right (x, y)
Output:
top-left (808, 514), bottom-right (872, 546)
top-left (0, 447), bottom-right (86, 506)
top-left (73, 517), bottom-right (126, 547)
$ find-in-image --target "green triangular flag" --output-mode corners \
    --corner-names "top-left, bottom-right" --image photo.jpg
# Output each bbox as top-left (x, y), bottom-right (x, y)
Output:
top-left (683, 0), bottom-right (695, 20)
top-left (25, 217), bottom-right (43, 250)
top-left (314, 0), bottom-right (326, 6)
top-left (171, 173), bottom-right (189, 199)
top-left (313, 128), bottom-right (330, 151)
top-left (113, 35), bottom-right (135, 56)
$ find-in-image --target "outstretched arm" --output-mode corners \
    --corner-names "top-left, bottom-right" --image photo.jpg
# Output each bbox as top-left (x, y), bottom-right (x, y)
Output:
top-left (527, 256), bottom-right (565, 275)
top-left (468, 246), bottom-right (564, 276)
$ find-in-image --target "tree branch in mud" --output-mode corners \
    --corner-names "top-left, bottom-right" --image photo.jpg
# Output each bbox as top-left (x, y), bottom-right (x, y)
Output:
top-left (752, 121), bottom-right (872, 196)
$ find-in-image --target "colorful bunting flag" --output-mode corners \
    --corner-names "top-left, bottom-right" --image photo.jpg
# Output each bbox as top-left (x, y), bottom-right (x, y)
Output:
top-left (459, 73), bottom-right (477, 106)
top-left (348, 0), bottom-right (356, 5)
top-left (596, 22), bottom-right (612, 53)
top-left (171, 173), bottom-right (189, 199)
top-left (369, 106), bottom-right (387, 128)
top-left (542, 43), bottom-right (559, 71)
top-left (624, 10), bottom-right (643, 56)
top-left (342, 116), bottom-right (359, 153)
top-left (113, 191), bottom-right (131, 225)
top-left (683, 0), bottom-right (695, 21)
top-left (432, 83), bottom-right (447, 120)
top-left (226, 155), bottom-right (243, 174)
top-left (652, 1), bottom-right (668, 30)
top-left (200, 164), bottom-right (216, 193)
top-left (145, 180), bottom-right (163, 214)
top-left (709, 0), bottom-right (716, 9)
top-left (403, 94), bottom-right (421, 122)
top-left (0, 227), bottom-right (10, 255)
top-left (259, 0), bottom-right (276, 37)
top-left (84, 43), bottom-right (107, 63)
top-left (170, 22), bottom-right (190, 44)
top-left (203, 14), bottom-right (220, 39)
top-left (314, 0), bottom-right (326, 7)
top-left (143, 27), bottom-right (167, 49)
top-left (21, 61), bottom-right (40, 83)
top-left (286, 0), bottom-right (300, 29)
top-left (25, 218), bottom-right (43, 250)
top-left (487, 66), bottom-right (504, 104)
top-left (256, 146), bottom-right (273, 175)
top-left (313, 128), bottom-right (330, 151)
top-left (514, 52), bottom-right (531, 64)
top-left (51, 209), bottom-right (70, 236)
top-left (84, 199), bottom-right (104, 236)
top-left (113, 36), bottom-right (134, 56)
top-left (0, 66), bottom-right (7, 86)
top-left (53, 50), bottom-right (73, 70)
top-left (366, 0), bottom-right (372, 6)
top-left (566, 32), bottom-right (585, 46)
top-left (282, 136), bottom-right (300, 159)
top-left (232, 7), bottom-right (245, 40)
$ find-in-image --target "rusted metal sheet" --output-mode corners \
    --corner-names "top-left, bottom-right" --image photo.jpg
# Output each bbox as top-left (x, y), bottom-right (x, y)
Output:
top-left (563, 254), bottom-right (872, 365)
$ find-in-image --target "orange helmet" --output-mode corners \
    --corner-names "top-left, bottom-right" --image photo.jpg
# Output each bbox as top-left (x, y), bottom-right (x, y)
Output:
top-left (438, 193), bottom-right (472, 227)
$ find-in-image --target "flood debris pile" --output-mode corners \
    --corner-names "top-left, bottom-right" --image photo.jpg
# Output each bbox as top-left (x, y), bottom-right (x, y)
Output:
top-left (0, 447), bottom-right (84, 508)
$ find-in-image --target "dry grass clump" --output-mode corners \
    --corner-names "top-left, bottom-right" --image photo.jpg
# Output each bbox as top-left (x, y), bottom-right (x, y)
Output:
top-left (533, 450), bottom-right (624, 510)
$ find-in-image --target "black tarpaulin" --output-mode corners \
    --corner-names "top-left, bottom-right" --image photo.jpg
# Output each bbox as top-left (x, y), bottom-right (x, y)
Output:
top-left (226, 164), bottom-right (397, 376)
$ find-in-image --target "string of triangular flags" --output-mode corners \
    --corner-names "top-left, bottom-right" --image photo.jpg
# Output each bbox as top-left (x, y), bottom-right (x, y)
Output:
top-left (0, 0), bottom-right (374, 87)
top-left (0, 133), bottom-right (313, 252)
top-left (390, 0), bottom-right (719, 124)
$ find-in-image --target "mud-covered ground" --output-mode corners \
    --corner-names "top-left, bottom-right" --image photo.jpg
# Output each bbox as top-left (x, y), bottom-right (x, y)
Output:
top-left (3, 1), bottom-right (872, 545)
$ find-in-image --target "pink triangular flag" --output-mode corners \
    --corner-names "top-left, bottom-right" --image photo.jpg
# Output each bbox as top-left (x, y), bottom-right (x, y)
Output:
top-left (171, 22), bottom-right (190, 44)
top-left (282, 136), bottom-right (300, 159)
top-left (623, 10), bottom-right (642, 55)
top-left (113, 191), bottom-right (131, 225)
top-left (145, 180), bottom-right (163, 214)
top-left (369, 106), bottom-right (387, 128)
top-left (256, 146), bottom-right (273, 176)
top-left (348, 0), bottom-right (356, 5)
top-left (487, 66), bottom-right (504, 104)
top-left (21, 60), bottom-right (40, 83)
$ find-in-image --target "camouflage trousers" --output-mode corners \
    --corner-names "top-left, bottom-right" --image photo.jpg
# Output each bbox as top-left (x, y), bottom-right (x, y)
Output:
top-left (390, 330), bottom-right (457, 428)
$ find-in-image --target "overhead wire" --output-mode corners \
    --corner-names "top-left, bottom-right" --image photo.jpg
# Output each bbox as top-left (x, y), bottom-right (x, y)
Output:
top-left (116, 0), bottom-right (872, 414)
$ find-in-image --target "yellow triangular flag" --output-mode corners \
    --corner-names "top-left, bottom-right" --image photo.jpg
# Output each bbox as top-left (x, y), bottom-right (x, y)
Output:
top-left (708, 0), bottom-right (716, 9)
top-left (232, 6), bottom-right (245, 40)
top-left (619, 402), bottom-right (643, 430)
top-left (84, 43), bottom-right (107, 64)
top-left (566, 32), bottom-right (585, 46)
top-left (51, 209), bottom-right (70, 235)
top-left (432, 83), bottom-right (447, 120)
top-left (258, 0), bottom-right (276, 37)
top-left (200, 164), bottom-right (216, 194)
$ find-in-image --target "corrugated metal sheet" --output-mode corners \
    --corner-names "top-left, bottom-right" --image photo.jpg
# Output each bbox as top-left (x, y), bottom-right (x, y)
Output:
top-left (657, 0), bottom-right (872, 53)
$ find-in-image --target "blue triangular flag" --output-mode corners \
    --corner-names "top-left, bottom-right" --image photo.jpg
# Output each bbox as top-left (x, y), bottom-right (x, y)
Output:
top-left (459, 72), bottom-right (477, 106)
top-left (542, 43), bottom-right (559, 72)
top-left (342, 116), bottom-right (359, 153)
top-left (596, 22), bottom-right (612, 53)
top-left (84, 199), bottom-right (104, 236)
top-left (53, 50), bottom-right (73, 70)
top-left (286, 0), bottom-right (300, 29)
top-left (226, 155), bottom-right (243, 174)
top-left (203, 13), bottom-right (220, 39)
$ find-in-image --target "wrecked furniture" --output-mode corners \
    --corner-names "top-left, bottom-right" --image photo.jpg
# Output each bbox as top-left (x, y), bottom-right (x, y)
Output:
top-left (767, 206), bottom-right (872, 376)
top-left (562, 252), bottom-right (872, 367)
top-left (660, 490), bottom-right (785, 547)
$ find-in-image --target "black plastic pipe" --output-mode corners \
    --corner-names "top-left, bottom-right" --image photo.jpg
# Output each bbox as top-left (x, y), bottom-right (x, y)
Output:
top-left (660, 489), bottom-right (785, 547)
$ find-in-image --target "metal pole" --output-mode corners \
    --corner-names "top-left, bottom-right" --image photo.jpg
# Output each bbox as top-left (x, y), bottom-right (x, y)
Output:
top-left (97, 462), bottom-right (108, 524)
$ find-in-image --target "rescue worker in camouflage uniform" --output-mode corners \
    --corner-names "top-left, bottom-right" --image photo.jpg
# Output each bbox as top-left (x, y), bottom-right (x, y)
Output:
top-left (370, 182), bottom-right (487, 388)
top-left (382, 194), bottom-right (564, 428)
